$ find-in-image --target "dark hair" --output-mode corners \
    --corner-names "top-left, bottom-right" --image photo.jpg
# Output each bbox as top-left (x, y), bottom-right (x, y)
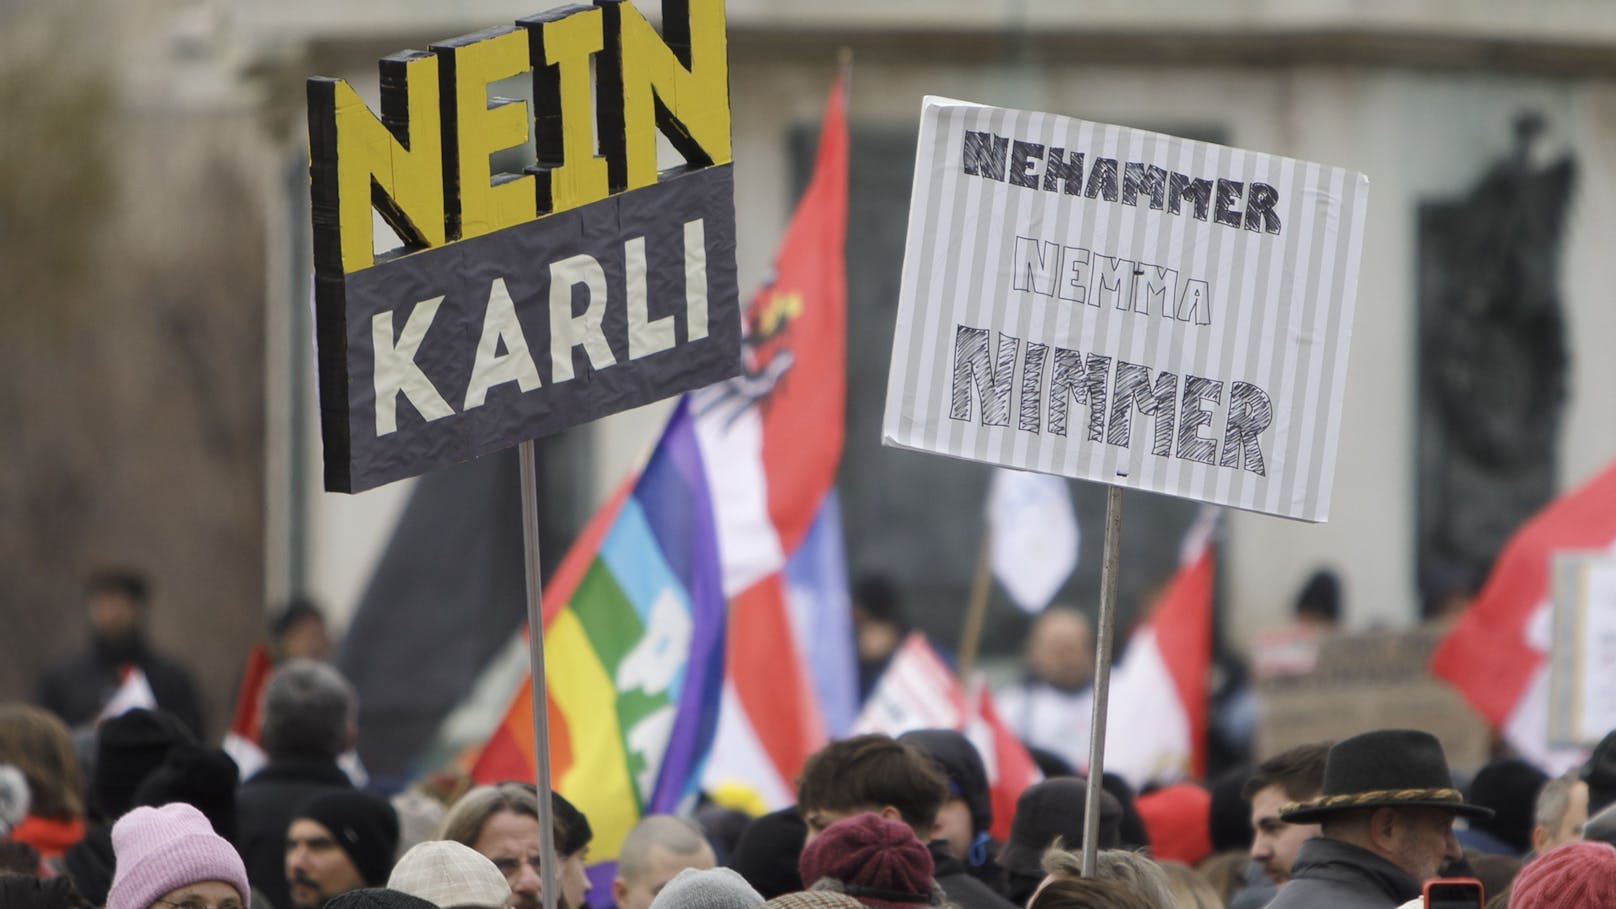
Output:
top-left (0, 874), bottom-right (92, 909)
top-left (1242, 742), bottom-right (1331, 803)
top-left (797, 735), bottom-right (947, 834)
top-left (852, 575), bottom-right (906, 628)
top-left (1294, 570), bottom-right (1340, 623)
top-left (258, 660), bottom-right (356, 761)
top-left (1028, 877), bottom-right (1153, 909)
top-left (84, 569), bottom-right (149, 607)
top-left (271, 598), bottom-right (325, 639)
top-left (0, 839), bottom-right (41, 874)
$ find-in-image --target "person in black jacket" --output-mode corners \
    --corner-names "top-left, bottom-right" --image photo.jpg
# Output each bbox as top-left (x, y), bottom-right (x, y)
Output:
top-left (1264, 730), bottom-right (1493, 909)
top-left (36, 569), bottom-right (203, 737)
top-left (236, 660), bottom-right (359, 909)
top-left (898, 729), bottom-right (1015, 909)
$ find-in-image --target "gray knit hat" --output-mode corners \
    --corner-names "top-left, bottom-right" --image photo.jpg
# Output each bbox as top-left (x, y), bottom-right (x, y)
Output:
top-left (651, 867), bottom-right (765, 909)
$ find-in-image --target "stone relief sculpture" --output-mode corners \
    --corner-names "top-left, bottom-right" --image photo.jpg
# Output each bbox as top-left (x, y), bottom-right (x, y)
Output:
top-left (1418, 113), bottom-right (1576, 616)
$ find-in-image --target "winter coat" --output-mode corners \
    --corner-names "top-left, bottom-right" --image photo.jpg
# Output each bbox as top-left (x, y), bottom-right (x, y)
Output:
top-left (1262, 837), bottom-right (1422, 909)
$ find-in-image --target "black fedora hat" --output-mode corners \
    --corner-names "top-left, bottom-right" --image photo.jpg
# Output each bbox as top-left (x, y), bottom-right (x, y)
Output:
top-left (1279, 729), bottom-right (1494, 823)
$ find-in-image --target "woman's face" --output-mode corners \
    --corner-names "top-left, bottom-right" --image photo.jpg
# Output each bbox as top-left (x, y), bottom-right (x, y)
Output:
top-left (149, 880), bottom-right (245, 909)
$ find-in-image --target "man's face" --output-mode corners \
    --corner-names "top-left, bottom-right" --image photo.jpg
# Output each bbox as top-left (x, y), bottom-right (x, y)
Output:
top-left (1027, 611), bottom-right (1093, 691)
top-left (474, 810), bottom-right (544, 909)
top-left (1248, 784), bottom-right (1318, 883)
top-left (1386, 808), bottom-right (1462, 884)
top-left (88, 590), bottom-right (141, 642)
top-left (286, 818), bottom-right (366, 909)
top-left (614, 843), bottom-right (716, 909)
top-left (931, 798), bottom-right (974, 862)
top-left (280, 615), bottom-right (331, 662)
top-left (561, 847), bottom-right (592, 909)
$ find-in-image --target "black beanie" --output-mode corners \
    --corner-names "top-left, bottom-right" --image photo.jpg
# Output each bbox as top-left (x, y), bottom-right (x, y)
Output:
top-left (1467, 759), bottom-right (1548, 854)
top-left (131, 744), bottom-right (241, 845)
top-left (728, 807), bottom-right (808, 898)
top-left (92, 708), bottom-right (195, 820)
top-left (296, 790), bottom-right (400, 886)
top-left (899, 729), bottom-right (993, 836)
top-left (323, 889), bottom-right (439, 909)
top-left (553, 790), bottom-right (593, 856)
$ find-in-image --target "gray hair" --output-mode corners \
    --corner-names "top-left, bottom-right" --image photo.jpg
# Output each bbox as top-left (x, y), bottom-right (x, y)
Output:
top-left (1040, 844), bottom-right (1175, 909)
top-left (619, 815), bottom-right (712, 882)
top-left (259, 659), bottom-right (357, 761)
top-left (1091, 851), bottom-right (1176, 909)
top-left (438, 782), bottom-right (540, 847)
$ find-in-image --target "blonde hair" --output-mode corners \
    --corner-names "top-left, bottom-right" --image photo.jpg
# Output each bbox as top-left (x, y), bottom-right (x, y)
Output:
top-left (1156, 860), bottom-right (1222, 909)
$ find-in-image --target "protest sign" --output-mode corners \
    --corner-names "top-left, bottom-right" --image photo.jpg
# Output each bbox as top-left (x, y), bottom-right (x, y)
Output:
top-left (308, 0), bottom-right (740, 493)
top-left (1549, 554), bottom-right (1616, 746)
top-left (1256, 629), bottom-right (1489, 774)
top-left (883, 97), bottom-right (1369, 521)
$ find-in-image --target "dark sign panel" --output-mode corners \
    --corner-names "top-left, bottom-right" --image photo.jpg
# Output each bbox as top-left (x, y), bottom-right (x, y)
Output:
top-left (307, 0), bottom-right (737, 492)
top-left (322, 164), bottom-right (737, 492)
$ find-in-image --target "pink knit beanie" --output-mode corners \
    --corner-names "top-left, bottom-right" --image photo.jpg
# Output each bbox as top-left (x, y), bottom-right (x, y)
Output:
top-left (108, 803), bottom-right (250, 909)
top-left (1510, 841), bottom-right (1616, 908)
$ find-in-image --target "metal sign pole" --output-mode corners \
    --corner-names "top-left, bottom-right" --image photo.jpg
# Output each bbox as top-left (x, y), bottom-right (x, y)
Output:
top-left (1080, 485), bottom-right (1124, 877)
top-left (519, 439), bottom-right (561, 909)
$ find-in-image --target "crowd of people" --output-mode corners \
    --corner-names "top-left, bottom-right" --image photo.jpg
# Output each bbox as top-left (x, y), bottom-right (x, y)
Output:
top-left (5, 571), bottom-right (1616, 908)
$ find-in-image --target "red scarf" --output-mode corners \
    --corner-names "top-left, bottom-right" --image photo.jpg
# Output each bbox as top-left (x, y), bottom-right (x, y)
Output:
top-left (10, 814), bottom-right (86, 859)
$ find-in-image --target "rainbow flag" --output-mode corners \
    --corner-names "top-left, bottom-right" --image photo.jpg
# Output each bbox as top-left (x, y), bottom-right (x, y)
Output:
top-left (471, 399), bottom-right (726, 860)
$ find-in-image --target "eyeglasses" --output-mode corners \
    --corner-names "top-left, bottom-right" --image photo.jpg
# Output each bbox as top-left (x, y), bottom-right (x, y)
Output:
top-left (155, 898), bottom-right (245, 909)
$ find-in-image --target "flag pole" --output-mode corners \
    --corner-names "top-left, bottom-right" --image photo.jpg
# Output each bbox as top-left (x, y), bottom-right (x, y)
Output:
top-left (958, 532), bottom-right (993, 682)
top-left (1080, 485), bottom-right (1123, 877)
top-left (519, 439), bottom-right (561, 909)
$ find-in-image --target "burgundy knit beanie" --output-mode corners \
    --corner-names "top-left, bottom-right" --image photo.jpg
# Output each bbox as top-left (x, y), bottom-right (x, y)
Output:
top-left (1510, 841), bottom-right (1616, 908)
top-left (797, 814), bottom-right (933, 909)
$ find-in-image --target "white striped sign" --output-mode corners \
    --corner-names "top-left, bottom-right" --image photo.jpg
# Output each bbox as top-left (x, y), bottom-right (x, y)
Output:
top-left (882, 97), bottom-right (1369, 522)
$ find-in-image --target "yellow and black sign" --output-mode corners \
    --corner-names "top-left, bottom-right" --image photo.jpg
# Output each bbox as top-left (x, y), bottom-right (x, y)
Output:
top-left (308, 0), bottom-right (739, 493)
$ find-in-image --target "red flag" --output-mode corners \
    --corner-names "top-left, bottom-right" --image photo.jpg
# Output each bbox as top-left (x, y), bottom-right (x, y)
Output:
top-left (748, 73), bottom-right (848, 554)
top-left (228, 644), bottom-right (274, 741)
top-left (221, 644), bottom-right (274, 778)
top-left (696, 69), bottom-right (850, 806)
top-left (1432, 459), bottom-right (1616, 759)
top-left (1102, 515), bottom-right (1214, 785)
top-left (853, 634), bottom-right (1040, 840)
top-left (970, 683), bottom-right (1040, 842)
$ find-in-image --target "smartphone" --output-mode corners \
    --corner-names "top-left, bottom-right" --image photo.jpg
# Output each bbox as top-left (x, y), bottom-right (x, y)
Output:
top-left (1424, 878), bottom-right (1484, 909)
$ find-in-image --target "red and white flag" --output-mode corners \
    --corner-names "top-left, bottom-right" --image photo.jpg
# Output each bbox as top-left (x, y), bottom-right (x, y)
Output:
top-left (1431, 459), bottom-right (1616, 772)
top-left (222, 644), bottom-right (275, 780)
top-left (98, 665), bottom-right (158, 721)
top-left (695, 69), bottom-right (852, 807)
top-left (967, 681), bottom-right (1041, 841)
top-left (1101, 509), bottom-right (1215, 789)
top-left (853, 633), bottom-right (1039, 840)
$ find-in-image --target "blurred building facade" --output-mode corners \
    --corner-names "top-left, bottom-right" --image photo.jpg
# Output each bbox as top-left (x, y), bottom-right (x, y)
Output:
top-left (9, 1), bottom-right (1616, 726)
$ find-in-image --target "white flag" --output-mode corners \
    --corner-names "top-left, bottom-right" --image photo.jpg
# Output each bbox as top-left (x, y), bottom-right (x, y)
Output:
top-left (987, 468), bottom-right (1078, 613)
